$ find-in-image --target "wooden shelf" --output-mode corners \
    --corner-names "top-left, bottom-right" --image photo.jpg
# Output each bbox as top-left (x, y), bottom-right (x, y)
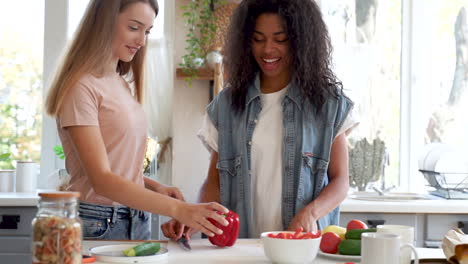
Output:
top-left (176, 68), bottom-right (214, 80)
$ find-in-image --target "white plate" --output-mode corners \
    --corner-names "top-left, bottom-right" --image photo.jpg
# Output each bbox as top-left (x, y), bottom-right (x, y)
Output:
top-left (90, 244), bottom-right (168, 263)
top-left (318, 250), bottom-right (361, 261)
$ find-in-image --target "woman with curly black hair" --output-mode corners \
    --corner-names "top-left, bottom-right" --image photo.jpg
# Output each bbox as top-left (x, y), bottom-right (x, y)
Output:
top-left (163, 0), bottom-right (358, 240)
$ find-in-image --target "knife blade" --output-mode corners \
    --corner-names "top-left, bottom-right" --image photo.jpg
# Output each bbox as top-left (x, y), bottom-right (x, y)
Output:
top-left (177, 236), bottom-right (191, 251)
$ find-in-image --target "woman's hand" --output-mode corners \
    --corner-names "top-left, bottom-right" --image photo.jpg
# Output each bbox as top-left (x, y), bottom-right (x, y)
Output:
top-left (155, 184), bottom-right (184, 201)
top-left (172, 202), bottom-right (229, 238)
top-left (161, 219), bottom-right (185, 240)
top-left (161, 219), bottom-right (195, 241)
top-left (287, 206), bottom-right (318, 233)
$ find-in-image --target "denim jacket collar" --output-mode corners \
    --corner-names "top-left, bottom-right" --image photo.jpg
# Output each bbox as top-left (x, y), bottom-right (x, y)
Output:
top-left (246, 74), bottom-right (303, 110)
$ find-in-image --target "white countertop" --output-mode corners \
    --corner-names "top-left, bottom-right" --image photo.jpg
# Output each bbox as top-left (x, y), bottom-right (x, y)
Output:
top-left (1, 191), bottom-right (467, 214)
top-left (0, 191), bottom-right (39, 206)
top-left (340, 196), bottom-right (468, 214)
top-left (82, 239), bottom-right (446, 264)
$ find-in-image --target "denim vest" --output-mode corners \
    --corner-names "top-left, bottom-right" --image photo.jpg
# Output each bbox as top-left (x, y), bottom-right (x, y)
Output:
top-left (206, 79), bottom-right (353, 238)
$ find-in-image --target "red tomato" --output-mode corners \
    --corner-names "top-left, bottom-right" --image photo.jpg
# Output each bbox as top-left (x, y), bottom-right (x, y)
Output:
top-left (319, 232), bottom-right (341, 254)
top-left (346, 219), bottom-right (368, 231)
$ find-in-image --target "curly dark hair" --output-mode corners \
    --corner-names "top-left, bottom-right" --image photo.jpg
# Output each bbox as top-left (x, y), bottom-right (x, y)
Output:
top-left (225, 0), bottom-right (342, 113)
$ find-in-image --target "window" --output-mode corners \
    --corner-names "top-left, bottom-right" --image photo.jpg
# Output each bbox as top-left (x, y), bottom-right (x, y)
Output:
top-left (68, 0), bottom-right (165, 39)
top-left (322, 0), bottom-right (468, 193)
top-left (322, 0), bottom-right (402, 191)
top-left (0, 1), bottom-right (44, 169)
top-left (411, 0), bottom-right (468, 194)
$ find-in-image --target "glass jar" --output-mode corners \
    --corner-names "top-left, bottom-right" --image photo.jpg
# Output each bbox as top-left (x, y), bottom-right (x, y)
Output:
top-left (32, 191), bottom-right (82, 264)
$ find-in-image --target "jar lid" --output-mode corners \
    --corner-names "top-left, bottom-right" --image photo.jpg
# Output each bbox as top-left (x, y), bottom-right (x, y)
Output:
top-left (38, 191), bottom-right (80, 199)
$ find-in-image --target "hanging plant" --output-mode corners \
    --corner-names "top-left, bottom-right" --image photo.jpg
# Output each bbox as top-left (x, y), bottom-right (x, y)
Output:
top-left (180, 0), bottom-right (222, 85)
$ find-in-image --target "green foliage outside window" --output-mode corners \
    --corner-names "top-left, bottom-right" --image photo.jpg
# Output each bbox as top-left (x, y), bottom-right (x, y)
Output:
top-left (0, 41), bottom-right (42, 169)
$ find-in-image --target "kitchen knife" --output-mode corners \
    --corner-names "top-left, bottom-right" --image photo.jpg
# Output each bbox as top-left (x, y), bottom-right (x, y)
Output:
top-left (177, 236), bottom-right (191, 251)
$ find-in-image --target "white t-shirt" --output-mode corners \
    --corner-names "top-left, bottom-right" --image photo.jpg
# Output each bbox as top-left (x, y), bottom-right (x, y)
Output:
top-left (197, 87), bottom-right (358, 238)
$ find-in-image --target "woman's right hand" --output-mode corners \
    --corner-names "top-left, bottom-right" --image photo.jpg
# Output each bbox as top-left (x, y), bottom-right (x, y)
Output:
top-left (173, 202), bottom-right (229, 237)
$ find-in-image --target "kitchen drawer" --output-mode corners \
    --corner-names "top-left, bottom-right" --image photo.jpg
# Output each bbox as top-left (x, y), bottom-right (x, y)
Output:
top-left (0, 236), bottom-right (31, 253)
top-left (426, 214), bottom-right (468, 241)
top-left (0, 207), bottom-right (36, 236)
top-left (0, 253), bottom-right (31, 263)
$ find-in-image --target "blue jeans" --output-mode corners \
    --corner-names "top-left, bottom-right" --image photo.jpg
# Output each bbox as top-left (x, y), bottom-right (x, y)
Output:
top-left (79, 201), bottom-right (151, 240)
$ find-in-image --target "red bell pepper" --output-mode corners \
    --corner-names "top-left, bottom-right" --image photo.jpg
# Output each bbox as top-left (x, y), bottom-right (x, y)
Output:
top-left (208, 210), bottom-right (240, 247)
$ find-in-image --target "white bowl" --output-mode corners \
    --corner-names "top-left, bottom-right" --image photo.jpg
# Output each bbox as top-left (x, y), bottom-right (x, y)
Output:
top-left (261, 231), bottom-right (321, 264)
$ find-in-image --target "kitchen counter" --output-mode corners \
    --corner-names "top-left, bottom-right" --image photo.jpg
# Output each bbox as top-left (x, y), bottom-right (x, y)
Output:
top-left (0, 192), bottom-right (39, 206)
top-left (82, 239), bottom-right (446, 263)
top-left (1, 191), bottom-right (467, 214)
top-left (340, 197), bottom-right (468, 214)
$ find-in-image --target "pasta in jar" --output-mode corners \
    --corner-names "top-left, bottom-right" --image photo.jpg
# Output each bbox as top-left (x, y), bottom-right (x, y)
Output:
top-left (32, 192), bottom-right (82, 264)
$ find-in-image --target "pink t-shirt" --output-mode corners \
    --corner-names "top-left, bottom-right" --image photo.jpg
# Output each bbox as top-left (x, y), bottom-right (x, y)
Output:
top-left (57, 72), bottom-right (147, 205)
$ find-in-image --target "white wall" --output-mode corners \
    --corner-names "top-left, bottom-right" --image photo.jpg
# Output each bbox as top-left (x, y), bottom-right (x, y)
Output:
top-left (171, 0), bottom-right (212, 203)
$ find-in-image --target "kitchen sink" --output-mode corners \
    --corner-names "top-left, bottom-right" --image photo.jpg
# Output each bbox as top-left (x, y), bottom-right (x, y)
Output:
top-left (349, 192), bottom-right (436, 201)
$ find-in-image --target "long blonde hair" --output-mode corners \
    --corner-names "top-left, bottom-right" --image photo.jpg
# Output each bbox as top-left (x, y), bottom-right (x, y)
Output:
top-left (45, 0), bottom-right (158, 116)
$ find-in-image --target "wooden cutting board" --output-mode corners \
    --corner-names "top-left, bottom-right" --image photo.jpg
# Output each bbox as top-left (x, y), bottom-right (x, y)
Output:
top-left (413, 259), bottom-right (449, 263)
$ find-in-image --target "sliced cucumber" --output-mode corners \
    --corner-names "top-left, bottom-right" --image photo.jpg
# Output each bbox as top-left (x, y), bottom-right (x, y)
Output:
top-left (123, 242), bottom-right (161, 257)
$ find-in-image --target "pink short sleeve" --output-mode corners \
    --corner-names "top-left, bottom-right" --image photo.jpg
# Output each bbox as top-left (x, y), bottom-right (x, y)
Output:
top-left (58, 79), bottom-right (100, 128)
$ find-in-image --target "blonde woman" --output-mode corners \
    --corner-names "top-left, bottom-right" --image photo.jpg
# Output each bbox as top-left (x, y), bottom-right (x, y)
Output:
top-left (45, 0), bottom-right (228, 240)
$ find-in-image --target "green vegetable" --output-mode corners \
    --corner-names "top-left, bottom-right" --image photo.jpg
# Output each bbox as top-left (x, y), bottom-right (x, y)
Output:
top-left (123, 242), bottom-right (160, 257)
top-left (345, 228), bottom-right (377, 240)
top-left (338, 239), bottom-right (361, 256)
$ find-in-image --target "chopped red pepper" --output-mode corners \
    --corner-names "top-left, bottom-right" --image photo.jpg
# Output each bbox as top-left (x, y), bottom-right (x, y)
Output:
top-left (267, 230), bottom-right (321, 239)
top-left (208, 210), bottom-right (240, 247)
top-left (293, 227), bottom-right (303, 239)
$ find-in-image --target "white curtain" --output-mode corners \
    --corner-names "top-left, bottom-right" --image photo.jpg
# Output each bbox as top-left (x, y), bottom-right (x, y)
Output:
top-left (144, 37), bottom-right (174, 185)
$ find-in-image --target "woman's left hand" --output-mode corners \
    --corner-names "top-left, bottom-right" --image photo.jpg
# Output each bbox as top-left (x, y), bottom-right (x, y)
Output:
top-left (155, 184), bottom-right (185, 201)
top-left (287, 206), bottom-right (318, 233)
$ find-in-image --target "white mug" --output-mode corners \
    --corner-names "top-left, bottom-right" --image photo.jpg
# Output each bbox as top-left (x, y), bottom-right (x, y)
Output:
top-left (0, 170), bottom-right (15, 192)
top-left (377, 224), bottom-right (415, 264)
top-left (15, 161), bottom-right (37, 192)
top-left (361, 232), bottom-right (419, 264)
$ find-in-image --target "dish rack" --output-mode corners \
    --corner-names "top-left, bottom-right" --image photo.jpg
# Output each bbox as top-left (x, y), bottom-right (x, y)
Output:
top-left (419, 170), bottom-right (468, 199)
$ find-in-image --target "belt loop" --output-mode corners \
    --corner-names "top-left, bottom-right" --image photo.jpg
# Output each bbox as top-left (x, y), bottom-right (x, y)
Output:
top-left (111, 206), bottom-right (118, 224)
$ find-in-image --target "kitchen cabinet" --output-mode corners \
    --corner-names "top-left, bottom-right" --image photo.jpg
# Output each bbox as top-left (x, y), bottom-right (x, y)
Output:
top-left (0, 206), bottom-right (36, 263)
top-left (340, 197), bottom-right (468, 248)
top-left (425, 214), bottom-right (468, 248)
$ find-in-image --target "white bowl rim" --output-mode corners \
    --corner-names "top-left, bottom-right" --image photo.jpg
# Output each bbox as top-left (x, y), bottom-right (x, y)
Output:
top-left (260, 231), bottom-right (322, 240)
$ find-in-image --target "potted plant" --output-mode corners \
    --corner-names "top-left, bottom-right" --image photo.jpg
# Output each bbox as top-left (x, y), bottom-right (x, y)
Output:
top-left (0, 152), bottom-right (13, 170)
top-left (348, 137), bottom-right (388, 191)
top-left (180, 0), bottom-right (222, 84)
top-left (0, 152), bottom-right (10, 161)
